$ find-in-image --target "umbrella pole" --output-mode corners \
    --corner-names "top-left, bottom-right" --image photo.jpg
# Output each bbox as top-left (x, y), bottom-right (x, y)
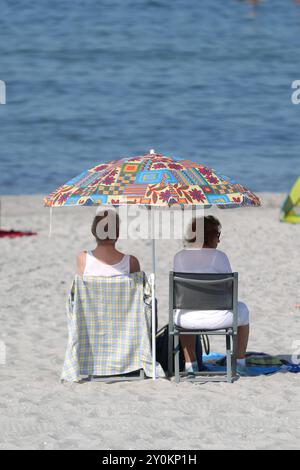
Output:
top-left (151, 209), bottom-right (156, 381)
top-left (48, 207), bottom-right (53, 238)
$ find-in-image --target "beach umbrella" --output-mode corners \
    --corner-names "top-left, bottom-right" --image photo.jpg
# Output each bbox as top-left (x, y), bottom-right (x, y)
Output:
top-left (44, 151), bottom-right (260, 209)
top-left (44, 150), bottom-right (261, 380)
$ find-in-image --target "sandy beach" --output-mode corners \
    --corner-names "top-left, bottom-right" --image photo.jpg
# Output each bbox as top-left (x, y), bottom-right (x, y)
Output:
top-left (0, 193), bottom-right (300, 450)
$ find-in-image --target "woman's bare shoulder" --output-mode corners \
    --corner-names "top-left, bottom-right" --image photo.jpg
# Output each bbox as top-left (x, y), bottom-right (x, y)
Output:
top-left (76, 251), bottom-right (87, 274)
top-left (77, 251), bottom-right (87, 261)
top-left (129, 255), bottom-right (140, 273)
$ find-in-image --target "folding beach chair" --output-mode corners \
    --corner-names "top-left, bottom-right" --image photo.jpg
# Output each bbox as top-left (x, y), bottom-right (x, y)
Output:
top-left (168, 271), bottom-right (238, 384)
top-left (61, 272), bottom-right (164, 383)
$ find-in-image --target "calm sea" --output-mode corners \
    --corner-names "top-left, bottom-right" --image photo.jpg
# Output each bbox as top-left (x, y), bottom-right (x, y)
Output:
top-left (1, 0), bottom-right (300, 194)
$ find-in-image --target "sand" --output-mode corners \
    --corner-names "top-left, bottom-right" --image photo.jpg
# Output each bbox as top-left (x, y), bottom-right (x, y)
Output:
top-left (0, 193), bottom-right (300, 450)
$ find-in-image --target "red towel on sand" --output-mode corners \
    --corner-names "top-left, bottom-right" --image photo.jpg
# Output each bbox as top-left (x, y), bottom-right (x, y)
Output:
top-left (0, 230), bottom-right (37, 238)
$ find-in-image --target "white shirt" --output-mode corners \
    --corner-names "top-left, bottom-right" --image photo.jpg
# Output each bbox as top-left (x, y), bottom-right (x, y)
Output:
top-left (173, 248), bottom-right (233, 329)
top-left (174, 247), bottom-right (232, 275)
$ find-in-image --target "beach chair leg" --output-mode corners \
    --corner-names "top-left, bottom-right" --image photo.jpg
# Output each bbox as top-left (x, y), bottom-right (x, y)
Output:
top-left (168, 333), bottom-right (174, 378)
top-left (232, 334), bottom-right (238, 379)
top-left (226, 334), bottom-right (233, 383)
top-left (174, 333), bottom-right (180, 384)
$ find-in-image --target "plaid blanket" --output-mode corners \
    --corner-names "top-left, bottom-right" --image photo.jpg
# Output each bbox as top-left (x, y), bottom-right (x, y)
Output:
top-left (61, 272), bottom-right (165, 382)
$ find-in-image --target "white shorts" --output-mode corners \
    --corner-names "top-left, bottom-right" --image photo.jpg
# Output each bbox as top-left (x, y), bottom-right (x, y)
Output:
top-left (174, 301), bottom-right (249, 330)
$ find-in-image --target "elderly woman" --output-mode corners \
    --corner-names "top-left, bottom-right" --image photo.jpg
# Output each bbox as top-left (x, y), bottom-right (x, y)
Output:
top-left (173, 215), bottom-right (250, 375)
top-left (77, 209), bottom-right (140, 276)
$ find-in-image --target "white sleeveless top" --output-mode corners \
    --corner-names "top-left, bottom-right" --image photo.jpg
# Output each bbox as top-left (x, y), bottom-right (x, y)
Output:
top-left (84, 251), bottom-right (131, 277)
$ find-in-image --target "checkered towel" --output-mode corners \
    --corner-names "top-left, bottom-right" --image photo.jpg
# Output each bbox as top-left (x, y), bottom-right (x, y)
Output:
top-left (61, 272), bottom-right (165, 382)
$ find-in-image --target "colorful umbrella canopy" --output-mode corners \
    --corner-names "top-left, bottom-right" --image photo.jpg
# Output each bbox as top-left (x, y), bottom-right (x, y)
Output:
top-left (44, 152), bottom-right (261, 208)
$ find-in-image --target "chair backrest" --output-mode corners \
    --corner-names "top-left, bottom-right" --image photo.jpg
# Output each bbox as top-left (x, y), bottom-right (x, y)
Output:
top-left (170, 271), bottom-right (238, 311)
top-left (62, 271), bottom-right (166, 381)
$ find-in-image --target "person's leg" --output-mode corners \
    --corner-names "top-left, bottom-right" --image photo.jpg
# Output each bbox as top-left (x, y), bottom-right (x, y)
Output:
top-left (180, 324), bottom-right (250, 370)
top-left (237, 324), bottom-right (249, 359)
top-left (174, 311), bottom-right (198, 370)
top-left (236, 302), bottom-right (250, 368)
top-left (236, 324), bottom-right (258, 376)
top-left (180, 335), bottom-right (196, 363)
